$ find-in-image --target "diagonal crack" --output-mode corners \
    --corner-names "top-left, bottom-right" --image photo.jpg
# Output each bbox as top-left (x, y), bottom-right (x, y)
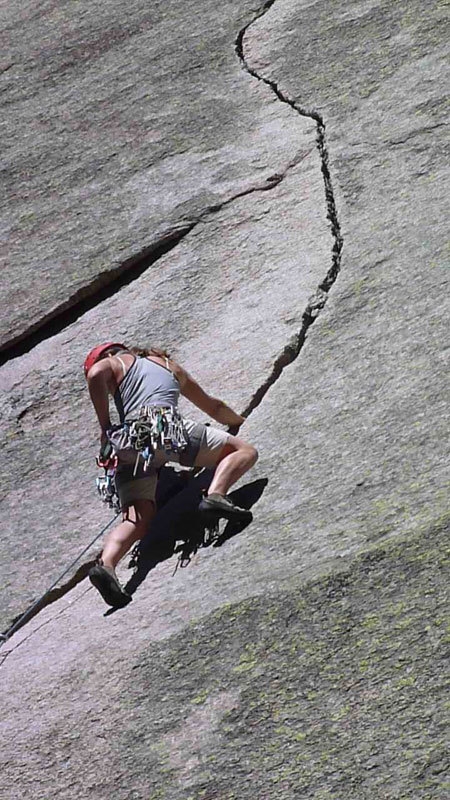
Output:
top-left (0, 160), bottom-right (303, 368)
top-left (0, 559), bottom-right (99, 657)
top-left (0, 224), bottom-right (194, 366)
top-left (1, 0), bottom-right (344, 650)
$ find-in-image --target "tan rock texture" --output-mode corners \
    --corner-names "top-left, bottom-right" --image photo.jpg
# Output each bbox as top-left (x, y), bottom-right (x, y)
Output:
top-left (1, 0), bottom-right (305, 352)
top-left (0, 0), bottom-right (448, 797)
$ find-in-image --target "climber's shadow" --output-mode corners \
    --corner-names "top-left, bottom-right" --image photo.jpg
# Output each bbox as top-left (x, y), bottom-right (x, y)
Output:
top-left (123, 467), bottom-right (268, 597)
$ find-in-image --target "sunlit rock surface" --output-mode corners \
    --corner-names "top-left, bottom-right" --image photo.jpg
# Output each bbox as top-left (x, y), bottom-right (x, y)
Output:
top-left (0, 1), bottom-right (448, 798)
top-left (1, 0), bottom-right (302, 349)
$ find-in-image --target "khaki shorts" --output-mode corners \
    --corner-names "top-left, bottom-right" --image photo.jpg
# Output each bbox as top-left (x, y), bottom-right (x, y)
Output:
top-left (114, 419), bottom-right (230, 507)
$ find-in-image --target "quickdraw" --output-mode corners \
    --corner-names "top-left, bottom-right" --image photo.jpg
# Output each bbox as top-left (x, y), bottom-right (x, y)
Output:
top-left (96, 445), bottom-right (120, 511)
top-left (128, 405), bottom-right (188, 475)
top-left (96, 467), bottom-right (120, 511)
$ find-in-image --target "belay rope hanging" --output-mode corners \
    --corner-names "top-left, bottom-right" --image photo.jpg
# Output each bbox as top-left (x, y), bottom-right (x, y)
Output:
top-left (0, 512), bottom-right (121, 648)
top-left (1, 407), bottom-right (213, 649)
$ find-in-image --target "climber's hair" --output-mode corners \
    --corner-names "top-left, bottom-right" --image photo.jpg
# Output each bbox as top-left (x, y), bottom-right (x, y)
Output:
top-left (129, 345), bottom-right (171, 359)
top-left (104, 344), bottom-right (171, 359)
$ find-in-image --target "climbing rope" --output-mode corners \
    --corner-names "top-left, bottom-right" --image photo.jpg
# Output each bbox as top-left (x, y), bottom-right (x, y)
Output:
top-left (0, 511), bottom-right (121, 648)
top-left (1, 415), bottom-right (239, 648)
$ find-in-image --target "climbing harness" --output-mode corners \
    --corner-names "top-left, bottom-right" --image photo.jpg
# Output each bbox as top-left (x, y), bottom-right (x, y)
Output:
top-left (95, 406), bottom-right (188, 509)
top-left (0, 511), bottom-right (121, 649)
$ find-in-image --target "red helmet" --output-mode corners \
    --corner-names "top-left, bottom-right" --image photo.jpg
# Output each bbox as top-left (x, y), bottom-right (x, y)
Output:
top-left (84, 342), bottom-right (124, 376)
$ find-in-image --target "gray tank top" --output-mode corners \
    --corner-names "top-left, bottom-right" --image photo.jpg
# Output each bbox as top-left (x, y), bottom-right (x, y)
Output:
top-left (114, 357), bottom-right (180, 422)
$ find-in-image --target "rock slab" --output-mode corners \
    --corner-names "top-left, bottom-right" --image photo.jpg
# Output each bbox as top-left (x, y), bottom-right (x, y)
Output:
top-left (0, 0), bottom-right (448, 798)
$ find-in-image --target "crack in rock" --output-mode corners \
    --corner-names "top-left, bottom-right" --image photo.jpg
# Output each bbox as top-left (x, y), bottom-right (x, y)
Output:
top-left (236, 0), bottom-right (343, 418)
top-left (387, 122), bottom-right (447, 146)
top-left (1, 0), bottom-right (344, 647)
top-left (0, 164), bottom-right (302, 367)
top-left (0, 558), bottom-right (99, 652)
top-left (1, 168), bottom-right (308, 645)
top-left (0, 225), bottom-right (194, 366)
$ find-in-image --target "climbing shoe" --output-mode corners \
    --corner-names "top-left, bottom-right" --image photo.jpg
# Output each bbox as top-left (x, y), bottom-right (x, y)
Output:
top-left (88, 564), bottom-right (132, 608)
top-left (198, 493), bottom-right (252, 523)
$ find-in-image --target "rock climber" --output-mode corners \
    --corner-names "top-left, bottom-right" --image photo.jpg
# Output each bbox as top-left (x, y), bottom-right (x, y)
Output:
top-left (84, 342), bottom-right (258, 608)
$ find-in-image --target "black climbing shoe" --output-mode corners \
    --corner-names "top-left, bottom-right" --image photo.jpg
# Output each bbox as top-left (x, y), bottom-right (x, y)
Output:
top-left (89, 564), bottom-right (132, 609)
top-left (198, 493), bottom-right (252, 523)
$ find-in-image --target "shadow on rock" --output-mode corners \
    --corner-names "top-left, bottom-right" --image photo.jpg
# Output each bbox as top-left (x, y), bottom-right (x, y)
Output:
top-left (123, 467), bottom-right (268, 598)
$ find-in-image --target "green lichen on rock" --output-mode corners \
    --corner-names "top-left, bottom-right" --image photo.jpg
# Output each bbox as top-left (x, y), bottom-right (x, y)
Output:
top-left (116, 516), bottom-right (449, 799)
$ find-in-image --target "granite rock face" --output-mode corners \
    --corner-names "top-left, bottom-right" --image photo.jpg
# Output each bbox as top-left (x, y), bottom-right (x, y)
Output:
top-left (241, 0), bottom-right (449, 577)
top-left (1, 0), bottom-right (448, 798)
top-left (1, 0), bottom-right (303, 351)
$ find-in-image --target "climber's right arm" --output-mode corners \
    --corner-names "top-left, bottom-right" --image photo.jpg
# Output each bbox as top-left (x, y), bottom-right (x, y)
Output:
top-left (87, 360), bottom-right (115, 433)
